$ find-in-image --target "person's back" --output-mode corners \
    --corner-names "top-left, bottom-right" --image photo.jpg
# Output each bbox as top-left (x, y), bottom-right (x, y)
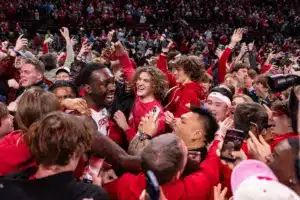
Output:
top-left (104, 133), bottom-right (220, 200)
top-left (0, 112), bottom-right (108, 200)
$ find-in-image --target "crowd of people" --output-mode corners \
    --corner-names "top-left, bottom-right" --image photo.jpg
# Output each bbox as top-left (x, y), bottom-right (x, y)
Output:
top-left (0, 0), bottom-right (299, 200)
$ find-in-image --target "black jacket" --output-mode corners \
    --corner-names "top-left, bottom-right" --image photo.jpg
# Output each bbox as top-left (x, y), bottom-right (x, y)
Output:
top-left (0, 167), bottom-right (108, 200)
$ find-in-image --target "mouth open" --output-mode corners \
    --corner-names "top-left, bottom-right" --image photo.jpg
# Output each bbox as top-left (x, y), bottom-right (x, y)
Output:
top-left (105, 95), bottom-right (114, 102)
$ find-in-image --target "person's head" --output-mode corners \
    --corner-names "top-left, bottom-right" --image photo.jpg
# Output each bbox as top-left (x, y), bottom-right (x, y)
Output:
top-left (172, 55), bottom-right (206, 84)
top-left (232, 63), bottom-right (249, 80)
top-left (15, 88), bottom-right (60, 132)
top-left (14, 51), bottom-right (36, 69)
top-left (0, 103), bottom-right (13, 137)
top-left (200, 73), bottom-right (213, 94)
top-left (253, 75), bottom-right (270, 98)
top-left (268, 138), bottom-right (300, 195)
top-left (39, 53), bottom-right (58, 71)
top-left (55, 67), bottom-right (70, 82)
top-left (225, 74), bottom-right (244, 93)
top-left (245, 69), bottom-right (257, 89)
top-left (132, 66), bottom-right (167, 101)
top-left (77, 62), bottom-right (116, 107)
top-left (271, 100), bottom-right (292, 135)
top-left (231, 159), bottom-right (300, 199)
top-left (20, 58), bottom-right (45, 88)
top-left (91, 50), bottom-right (100, 60)
top-left (232, 94), bottom-right (253, 113)
top-left (234, 103), bottom-right (269, 137)
top-left (205, 85), bottom-right (234, 122)
top-left (141, 134), bottom-right (188, 185)
top-left (174, 106), bottom-right (219, 150)
top-left (49, 81), bottom-right (77, 103)
top-left (25, 111), bottom-right (93, 173)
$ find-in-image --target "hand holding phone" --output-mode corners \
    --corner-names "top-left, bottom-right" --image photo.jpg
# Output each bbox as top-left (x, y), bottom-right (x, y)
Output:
top-left (220, 129), bottom-right (247, 162)
top-left (138, 106), bottom-right (161, 137)
top-left (146, 171), bottom-right (160, 200)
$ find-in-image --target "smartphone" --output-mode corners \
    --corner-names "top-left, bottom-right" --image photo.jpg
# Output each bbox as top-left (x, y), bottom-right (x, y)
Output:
top-left (220, 129), bottom-right (246, 162)
top-left (146, 170), bottom-right (160, 200)
top-left (111, 31), bottom-right (118, 43)
top-left (151, 106), bottom-right (160, 121)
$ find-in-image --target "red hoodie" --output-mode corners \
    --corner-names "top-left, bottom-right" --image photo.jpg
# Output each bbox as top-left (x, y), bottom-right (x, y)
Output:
top-left (109, 53), bottom-right (166, 143)
top-left (104, 140), bottom-right (220, 200)
top-left (156, 54), bottom-right (205, 118)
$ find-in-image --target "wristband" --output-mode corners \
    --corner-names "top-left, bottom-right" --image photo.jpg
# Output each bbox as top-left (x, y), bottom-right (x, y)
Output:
top-left (138, 132), bottom-right (151, 141)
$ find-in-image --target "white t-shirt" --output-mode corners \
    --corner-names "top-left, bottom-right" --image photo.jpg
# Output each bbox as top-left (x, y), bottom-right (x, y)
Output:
top-left (91, 108), bottom-right (109, 136)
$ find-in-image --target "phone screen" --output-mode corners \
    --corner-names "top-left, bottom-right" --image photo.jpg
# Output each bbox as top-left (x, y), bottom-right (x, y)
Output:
top-left (220, 129), bottom-right (246, 162)
top-left (146, 171), bottom-right (160, 200)
top-left (152, 106), bottom-right (160, 122)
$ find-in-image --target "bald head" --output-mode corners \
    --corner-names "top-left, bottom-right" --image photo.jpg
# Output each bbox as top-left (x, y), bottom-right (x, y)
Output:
top-left (141, 134), bottom-right (188, 185)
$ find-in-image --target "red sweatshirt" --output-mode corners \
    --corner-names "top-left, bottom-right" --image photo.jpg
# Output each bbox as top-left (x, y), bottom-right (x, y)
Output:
top-left (156, 54), bottom-right (205, 118)
top-left (104, 140), bottom-right (220, 200)
top-left (112, 53), bottom-right (166, 143)
top-left (218, 47), bottom-right (232, 83)
top-left (125, 98), bottom-right (165, 142)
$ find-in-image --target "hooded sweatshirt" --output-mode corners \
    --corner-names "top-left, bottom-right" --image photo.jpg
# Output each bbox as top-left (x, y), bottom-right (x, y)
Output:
top-left (156, 54), bottom-right (205, 117)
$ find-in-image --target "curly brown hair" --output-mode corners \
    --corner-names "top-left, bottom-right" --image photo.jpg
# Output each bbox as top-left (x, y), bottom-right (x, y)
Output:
top-left (174, 55), bottom-right (206, 82)
top-left (132, 66), bottom-right (168, 100)
top-left (25, 111), bottom-right (94, 166)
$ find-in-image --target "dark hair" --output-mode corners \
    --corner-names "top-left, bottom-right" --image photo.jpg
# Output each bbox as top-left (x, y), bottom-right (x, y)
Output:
top-left (254, 75), bottom-right (269, 89)
top-left (15, 88), bottom-right (60, 132)
top-left (0, 102), bottom-right (9, 126)
top-left (49, 81), bottom-right (78, 97)
top-left (141, 134), bottom-right (185, 185)
top-left (232, 63), bottom-right (249, 73)
top-left (39, 53), bottom-right (57, 71)
top-left (211, 85), bottom-right (234, 101)
top-left (190, 106), bottom-right (219, 144)
top-left (132, 66), bottom-right (168, 100)
top-left (75, 62), bottom-right (107, 86)
top-left (24, 58), bottom-right (45, 74)
top-left (248, 69), bottom-right (258, 79)
top-left (174, 55), bottom-right (206, 82)
top-left (271, 100), bottom-right (289, 116)
top-left (25, 111), bottom-right (93, 166)
top-left (234, 103), bottom-right (268, 134)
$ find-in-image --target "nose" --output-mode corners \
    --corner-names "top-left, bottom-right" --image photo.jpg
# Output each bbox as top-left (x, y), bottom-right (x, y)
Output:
top-left (107, 82), bottom-right (116, 93)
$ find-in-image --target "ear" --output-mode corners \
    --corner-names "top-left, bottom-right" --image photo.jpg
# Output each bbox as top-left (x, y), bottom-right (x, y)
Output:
top-left (191, 129), bottom-right (203, 141)
top-left (225, 106), bottom-right (231, 116)
top-left (37, 72), bottom-right (43, 80)
top-left (84, 84), bottom-right (92, 94)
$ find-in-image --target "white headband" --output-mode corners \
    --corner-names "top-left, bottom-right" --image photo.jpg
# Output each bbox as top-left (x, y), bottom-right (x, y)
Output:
top-left (208, 92), bottom-right (232, 107)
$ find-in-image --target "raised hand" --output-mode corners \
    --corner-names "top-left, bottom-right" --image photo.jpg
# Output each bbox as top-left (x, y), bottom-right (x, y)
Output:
top-left (230, 28), bottom-right (243, 44)
top-left (138, 112), bottom-right (158, 137)
top-left (78, 40), bottom-right (90, 57)
top-left (59, 27), bottom-right (70, 40)
top-left (15, 34), bottom-right (28, 51)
